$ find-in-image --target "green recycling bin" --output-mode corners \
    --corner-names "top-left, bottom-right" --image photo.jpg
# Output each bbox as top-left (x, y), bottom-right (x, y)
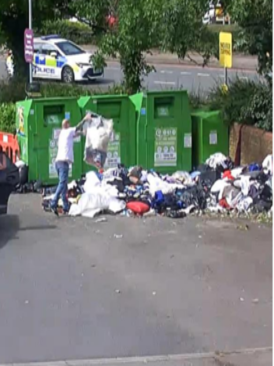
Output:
top-left (131, 91), bottom-right (192, 173)
top-left (78, 95), bottom-right (136, 174)
top-left (16, 97), bottom-right (83, 185)
top-left (191, 110), bottom-right (229, 169)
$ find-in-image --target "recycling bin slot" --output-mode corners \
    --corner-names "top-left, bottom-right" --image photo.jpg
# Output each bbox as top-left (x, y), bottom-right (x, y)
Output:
top-left (43, 105), bottom-right (64, 126)
top-left (154, 97), bottom-right (174, 118)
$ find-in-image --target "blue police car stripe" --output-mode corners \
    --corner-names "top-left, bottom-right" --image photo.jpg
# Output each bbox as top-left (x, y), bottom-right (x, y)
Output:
top-left (57, 57), bottom-right (66, 68)
top-left (38, 56), bottom-right (46, 65)
top-left (34, 55), bottom-right (67, 68)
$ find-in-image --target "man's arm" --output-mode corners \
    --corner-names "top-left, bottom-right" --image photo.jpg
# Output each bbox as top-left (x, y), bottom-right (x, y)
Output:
top-left (75, 113), bottom-right (93, 132)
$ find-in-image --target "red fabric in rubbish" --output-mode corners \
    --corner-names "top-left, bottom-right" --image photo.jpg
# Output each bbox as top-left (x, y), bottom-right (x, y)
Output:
top-left (126, 201), bottom-right (150, 215)
top-left (223, 170), bottom-right (234, 180)
top-left (219, 198), bottom-right (231, 209)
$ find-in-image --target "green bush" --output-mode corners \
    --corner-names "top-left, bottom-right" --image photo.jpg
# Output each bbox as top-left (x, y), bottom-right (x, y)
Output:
top-left (0, 79), bottom-right (26, 103)
top-left (0, 103), bottom-right (16, 133)
top-left (38, 20), bottom-right (98, 45)
top-left (208, 78), bottom-right (272, 132)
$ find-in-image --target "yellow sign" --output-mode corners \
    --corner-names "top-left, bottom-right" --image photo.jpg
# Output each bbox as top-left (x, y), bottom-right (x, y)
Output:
top-left (219, 32), bottom-right (232, 68)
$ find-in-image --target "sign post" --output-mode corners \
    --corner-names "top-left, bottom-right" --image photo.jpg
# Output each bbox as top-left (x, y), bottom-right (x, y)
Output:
top-left (24, 0), bottom-right (33, 84)
top-left (24, 28), bottom-right (34, 83)
top-left (219, 32), bottom-right (232, 90)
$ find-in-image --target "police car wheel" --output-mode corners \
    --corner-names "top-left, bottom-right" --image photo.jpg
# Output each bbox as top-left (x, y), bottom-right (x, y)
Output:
top-left (62, 66), bottom-right (74, 83)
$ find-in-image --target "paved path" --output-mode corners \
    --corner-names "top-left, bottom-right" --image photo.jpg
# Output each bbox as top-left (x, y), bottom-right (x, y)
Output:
top-left (0, 194), bottom-right (271, 364)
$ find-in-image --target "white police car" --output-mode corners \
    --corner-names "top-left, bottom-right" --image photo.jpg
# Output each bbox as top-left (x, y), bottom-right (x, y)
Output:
top-left (6, 35), bottom-right (104, 83)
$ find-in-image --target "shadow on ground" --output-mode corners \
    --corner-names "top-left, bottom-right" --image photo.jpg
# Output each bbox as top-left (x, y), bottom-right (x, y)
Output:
top-left (0, 215), bottom-right (20, 250)
top-left (0, 214), bottom-right (56, 250)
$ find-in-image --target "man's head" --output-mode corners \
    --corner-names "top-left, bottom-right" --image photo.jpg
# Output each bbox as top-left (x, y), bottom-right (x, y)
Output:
top-left (62, 119), bottom-right (70, 129)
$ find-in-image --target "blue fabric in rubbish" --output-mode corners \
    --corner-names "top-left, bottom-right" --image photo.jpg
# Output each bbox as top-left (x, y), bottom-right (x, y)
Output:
top-left (155, 190), bottom-right (164, 204)
top-left (249, 164), bottom-right (261, 172)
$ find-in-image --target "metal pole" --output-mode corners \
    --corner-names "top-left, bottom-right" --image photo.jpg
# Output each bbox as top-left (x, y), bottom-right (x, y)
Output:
top-left (29, 0), bottom-right (33, 84)
top-left (224, 66), bottom-right (228, 86)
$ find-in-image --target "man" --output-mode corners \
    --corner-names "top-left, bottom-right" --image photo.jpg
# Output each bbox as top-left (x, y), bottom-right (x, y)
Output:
top-left (50, 113), bottom-right (91, 216)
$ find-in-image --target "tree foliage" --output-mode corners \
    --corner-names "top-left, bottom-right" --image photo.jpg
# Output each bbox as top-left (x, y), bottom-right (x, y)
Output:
top-left (78, 0), bottom-right (219, 93)
top-left (0, 0), bottom-right (70, 78)
top-left (224, 0), bottom-right (272, 76)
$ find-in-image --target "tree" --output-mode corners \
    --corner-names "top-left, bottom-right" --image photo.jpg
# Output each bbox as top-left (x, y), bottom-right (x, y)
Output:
top-left (0, 0), bottom-right (71, 79)
top-left (224, 0), bottom-right (272, 76)
top-left (77, 0), bottom-right (215, 93)
top-left (75, 0), bottom-right (162, 93)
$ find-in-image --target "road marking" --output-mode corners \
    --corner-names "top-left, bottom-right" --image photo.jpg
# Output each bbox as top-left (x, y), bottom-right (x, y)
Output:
top-left (197, 73), bottom-right (210, 77)
top-left (154, 80), bottom-right (176, 85)
top-left (106, 67), bottom-right (120, 71)
top-left (181, 71), bottom-right (192, 75)
top-left (160, 70), bottom-right (173, 74)
top-left (1, 347), bottom-right (271, 366)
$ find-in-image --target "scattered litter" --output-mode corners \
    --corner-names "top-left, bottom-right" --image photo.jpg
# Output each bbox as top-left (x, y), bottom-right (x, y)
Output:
top-left (114, 234), bottom-right (123, 239)
top-left (152, 292), bottom-right (157, 296)
top-left (115, 289), bottom-right (121, 294)
top-left (237, 224), bottom-right (249, 231)
top-left (95, 217), bottom-right (107, 223)
top-left (240, 297), bottom-right (245, 302)
top-left (25, 300), bottom-right (29, 304)
top-left (252, 298), bottom-right (259, 304)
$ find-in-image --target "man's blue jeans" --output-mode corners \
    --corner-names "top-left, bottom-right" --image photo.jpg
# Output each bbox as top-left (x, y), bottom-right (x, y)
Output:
top-left (51, 161), bottom-right (69, 212)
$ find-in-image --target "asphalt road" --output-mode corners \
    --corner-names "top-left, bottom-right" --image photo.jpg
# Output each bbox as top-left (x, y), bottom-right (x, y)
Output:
top-left (0, 59), bottom-right (260, 92)
top-left (0, 194), bottom-right (271, 365)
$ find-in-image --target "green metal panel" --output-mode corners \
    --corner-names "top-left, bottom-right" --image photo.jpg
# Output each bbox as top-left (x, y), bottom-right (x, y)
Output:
top-left (16, 97), bottom-right (83, 185)
top-left (78, 95), bottom-right (136, 174)
top-left (191, 110), bottom-right (229, 169)
top-left (129, 92), bottom-right (146, 167)
top-left (133, 91), bottom-right (192, 173)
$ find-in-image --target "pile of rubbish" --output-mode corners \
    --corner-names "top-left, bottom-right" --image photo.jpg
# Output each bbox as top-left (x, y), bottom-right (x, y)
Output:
top-left (41, 153), bottom-right (273, 219)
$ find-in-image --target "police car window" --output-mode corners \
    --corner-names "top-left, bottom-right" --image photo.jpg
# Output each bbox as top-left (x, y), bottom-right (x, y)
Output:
top-left (55, 41), bottom-right (84, 56)
top-left (34, 43), bottom-right (43, 53)
top-left (42, 44), bottom-right (59, 55)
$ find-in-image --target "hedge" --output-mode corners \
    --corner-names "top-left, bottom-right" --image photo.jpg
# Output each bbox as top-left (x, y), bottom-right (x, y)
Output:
top-left (208, 78), bottom-right (272, 132)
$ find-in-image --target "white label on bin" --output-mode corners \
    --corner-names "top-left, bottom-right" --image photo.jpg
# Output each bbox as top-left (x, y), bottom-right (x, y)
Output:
top-left (104, 132), bottom-right (121, 169)
top-left (141, 108), bottom-right (146, 115)
top-left (154, 128), bottom-right (177, 167)
top-left (30, 109), bottom-right (34, 115)
top-left (184, 133), bottom-right (192, 148)
top-left (210, 131), bottom-right (218, 145)
top-left (3, 135), bottom-right (8, 143)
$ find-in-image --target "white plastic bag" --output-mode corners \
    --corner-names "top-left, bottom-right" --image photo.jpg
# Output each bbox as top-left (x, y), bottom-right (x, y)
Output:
top-left (84, 117), bottom-right (113, 168)
top-left (206, 153), bottom-right (227, 170)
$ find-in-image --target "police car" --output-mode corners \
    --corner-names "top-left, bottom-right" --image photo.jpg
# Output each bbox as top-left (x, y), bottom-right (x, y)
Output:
top-left (6, 35), bottom-right (104, 83)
